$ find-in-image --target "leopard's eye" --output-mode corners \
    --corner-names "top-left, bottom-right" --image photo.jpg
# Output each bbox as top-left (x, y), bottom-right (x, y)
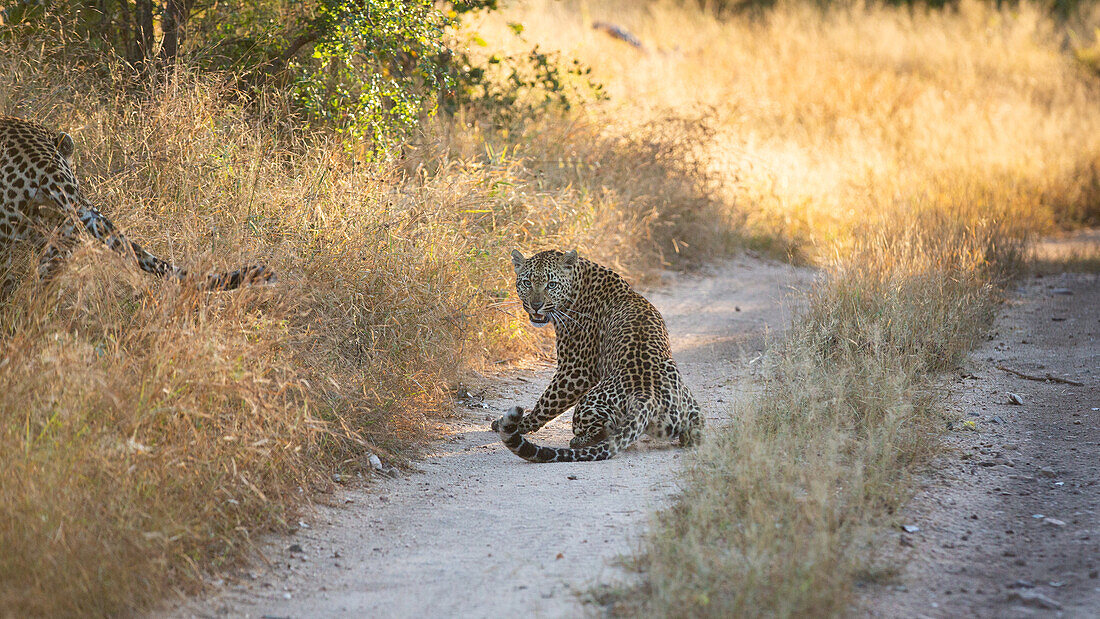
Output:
top-left (545, 281), bottom-right (558, 290)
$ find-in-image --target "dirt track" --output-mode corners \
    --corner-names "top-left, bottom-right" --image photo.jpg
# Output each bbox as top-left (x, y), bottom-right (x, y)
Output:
top-left (164, 256), bottom-right (814, 618)
top-left (862, 271), bottom-right (1100, 617)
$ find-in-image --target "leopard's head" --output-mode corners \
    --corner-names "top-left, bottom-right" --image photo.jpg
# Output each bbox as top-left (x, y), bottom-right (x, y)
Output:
top-left (510, 249), bottom-right (579, 328)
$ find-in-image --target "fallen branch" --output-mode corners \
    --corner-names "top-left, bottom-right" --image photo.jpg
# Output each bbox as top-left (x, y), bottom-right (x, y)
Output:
top-left (995, 365), bottom-right (1084, 386)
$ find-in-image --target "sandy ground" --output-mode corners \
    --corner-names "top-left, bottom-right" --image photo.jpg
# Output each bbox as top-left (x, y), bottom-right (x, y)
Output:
top-left (163, 255), bottom-right (815, 619)
top-left (861, 271), bottom-right (1100, 617)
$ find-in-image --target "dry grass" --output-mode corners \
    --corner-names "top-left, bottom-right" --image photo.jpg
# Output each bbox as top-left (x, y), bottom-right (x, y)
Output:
top-left (630, 220), bottom-right (1023, 616)
top-left (474, 0), bottom-right (1100, 255)
top-left (0, 35), bottom-right (725, 616)
top-left (3, 0), bottom-right (1099, 614)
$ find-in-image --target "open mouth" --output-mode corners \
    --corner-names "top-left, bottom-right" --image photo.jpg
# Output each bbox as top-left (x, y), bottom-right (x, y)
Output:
top-left (529, 312), bottom-right (551, 325)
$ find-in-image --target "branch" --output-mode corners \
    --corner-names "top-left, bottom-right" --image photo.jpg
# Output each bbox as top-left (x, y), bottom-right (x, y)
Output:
top-left (995, 365), bottom-right (1085, 386)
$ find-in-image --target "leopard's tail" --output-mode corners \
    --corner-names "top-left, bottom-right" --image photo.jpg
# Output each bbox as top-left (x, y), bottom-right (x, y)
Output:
top-left (65, 202), bottom-right (274, 291)
top-left (496, 396), bottom-right (655, 463)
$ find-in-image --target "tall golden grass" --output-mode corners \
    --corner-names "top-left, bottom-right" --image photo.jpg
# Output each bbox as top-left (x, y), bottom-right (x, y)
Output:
top-left (2, 0), bottom-right (1099, 614)
top-left (475, 0), bottom-right (1100, 253)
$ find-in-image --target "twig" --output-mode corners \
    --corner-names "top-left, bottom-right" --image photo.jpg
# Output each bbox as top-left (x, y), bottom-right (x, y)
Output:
top-left (995, 365), bottom-right (1084, 386)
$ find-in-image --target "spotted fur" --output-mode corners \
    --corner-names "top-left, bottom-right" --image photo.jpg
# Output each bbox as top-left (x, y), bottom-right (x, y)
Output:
top-left (493, 249), bottom-right (703, 462)
top-left (0, 116), bottom-right (273, 297)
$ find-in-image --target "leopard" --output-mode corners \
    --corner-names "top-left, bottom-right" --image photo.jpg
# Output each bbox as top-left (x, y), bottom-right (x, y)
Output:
top-left (492, 248), bottom-right (703, 462)
top-left (0, 115), bottom-right (273, 298)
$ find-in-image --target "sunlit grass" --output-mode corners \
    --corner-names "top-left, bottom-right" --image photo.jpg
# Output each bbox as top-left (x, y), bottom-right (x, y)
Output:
top-left (471, 0), bottom-right (1099, 254)
top-left (2, 0), bottom-right (1099, 614)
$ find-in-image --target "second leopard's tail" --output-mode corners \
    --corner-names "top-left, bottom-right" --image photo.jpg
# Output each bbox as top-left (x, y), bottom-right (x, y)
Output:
top-left (495, 396), bottom-right (655, 463)
top-left (44, 199), bottom-right (275, 291)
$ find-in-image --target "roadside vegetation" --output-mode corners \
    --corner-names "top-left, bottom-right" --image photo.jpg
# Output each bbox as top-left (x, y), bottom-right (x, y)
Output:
top-left (1, 0), bottom-right (1098, 615)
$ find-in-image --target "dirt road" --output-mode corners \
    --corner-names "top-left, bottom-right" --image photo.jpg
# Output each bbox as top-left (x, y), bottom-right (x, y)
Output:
top-left (862, 271), bottom-right (1100, 617)
top-left (165, 256), bottom-right (814, 618)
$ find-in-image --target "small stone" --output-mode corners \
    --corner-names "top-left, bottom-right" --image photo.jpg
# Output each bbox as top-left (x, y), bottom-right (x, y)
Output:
top-left (1043, 517), bottom-right (1067, 527)
top-left (287, 543), bottom-right (304, 553)
top-left (283, 592), bottom-right (293, 600)
top-left (1008, 579), bottom-right (1034, 589)
top-left (1007, 392), bottom-right (1024, 405)
top-left (1007, 590), bottom-right (1062, 610)
top-left (1039, 467), bottom-right (1057, 478)
top-left (1052, 288), bottom-right (1074, 295)
top-left (902, 524), bottom-right (920, 533)
top-left (369, 453), bottom-right (384, 471)
top-left (567, 475), bottom-right (578, 480)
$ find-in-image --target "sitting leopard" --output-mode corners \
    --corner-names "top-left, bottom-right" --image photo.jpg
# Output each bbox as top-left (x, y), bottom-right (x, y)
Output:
top-left (0, 115), bottom-right (273, 297)
top-left (492, 248), bottom-right (703, 462)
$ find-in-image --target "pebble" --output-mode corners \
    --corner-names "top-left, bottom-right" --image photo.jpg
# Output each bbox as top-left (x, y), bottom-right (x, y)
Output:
top-left (369, 453), bottom-right (384, 471)
top-left (1007, 392), bottom-right (1024, 405)
top-left (1051, 288), bottom-right (1074, 295)
top-left (1043, 517), bottom-right (1067, 527)
top-left (288, 544), bottom-right (304, 553)
top-left (902, 524), bottom-right (920, 533)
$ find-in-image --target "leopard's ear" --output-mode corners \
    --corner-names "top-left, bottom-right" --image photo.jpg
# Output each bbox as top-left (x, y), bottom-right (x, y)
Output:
top-left (511, 249), bottom-right (527, 274)
top-left (55, 132), bottom-right (75, 160)
top-left (562, 249), bottom-right (578, 268)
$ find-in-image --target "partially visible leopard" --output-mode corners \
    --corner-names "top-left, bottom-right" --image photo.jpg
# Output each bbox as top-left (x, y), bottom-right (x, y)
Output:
top-left (492, 249), bottom-right (703, 462)
top-left (0, 116), bottom-right (273, 297)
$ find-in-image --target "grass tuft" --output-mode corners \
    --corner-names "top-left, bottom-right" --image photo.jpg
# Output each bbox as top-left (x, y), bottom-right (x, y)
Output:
top-left (632, 222), bottom-right (1023, 617)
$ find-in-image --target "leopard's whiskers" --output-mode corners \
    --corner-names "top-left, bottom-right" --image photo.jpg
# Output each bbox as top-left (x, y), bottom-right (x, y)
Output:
top-left (549, 308), bottom-right (581, 327)
top-left (557, 307), bottom-right (592, 320)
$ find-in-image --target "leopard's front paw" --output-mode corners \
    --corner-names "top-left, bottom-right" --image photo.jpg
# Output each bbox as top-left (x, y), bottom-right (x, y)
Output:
top-left (492, 406), bottom-right (525, 434)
